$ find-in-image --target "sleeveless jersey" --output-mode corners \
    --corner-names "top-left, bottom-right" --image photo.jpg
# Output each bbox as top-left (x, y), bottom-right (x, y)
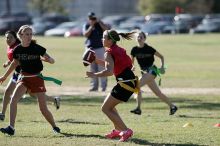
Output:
top-left (106, 44), bottom-right (132, 76)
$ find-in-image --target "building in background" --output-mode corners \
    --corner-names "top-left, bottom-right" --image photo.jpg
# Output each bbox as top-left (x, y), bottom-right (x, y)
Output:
top-left (0, 0), bottom-right (138, 18)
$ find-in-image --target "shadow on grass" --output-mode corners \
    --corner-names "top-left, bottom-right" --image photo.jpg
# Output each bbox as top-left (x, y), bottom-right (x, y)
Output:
top-left (58, 132), bottom-right (204, 146)
top-left (57, 118), bottom-right (107, 125)
top-left (130, 138), bottom-right (205, 146)
top-left (2, 95), bottom-right (220, 111)
top-left (59, 132), bottom-right (104, 139)
top-left (178, 114), bottom-right (220, 119)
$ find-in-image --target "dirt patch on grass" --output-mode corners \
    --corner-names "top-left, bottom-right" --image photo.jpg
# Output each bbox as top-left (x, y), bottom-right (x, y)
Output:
top-left (46, 86), bottom-right (220, 96)
top-left (1, 86), bottom-right (220, 96)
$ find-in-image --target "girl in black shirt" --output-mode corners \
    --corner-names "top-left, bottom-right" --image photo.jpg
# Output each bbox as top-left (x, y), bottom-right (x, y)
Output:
top-left (130, 31), bottom-right (177, 115)
top-left (0, 25), bottom-right (60, 135)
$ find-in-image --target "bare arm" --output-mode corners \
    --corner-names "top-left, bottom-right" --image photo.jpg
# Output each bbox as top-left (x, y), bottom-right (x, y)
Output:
top-left (155, 51), bottom-right (164, 67)
top-left (131, 55), bottom-right (136, 71)
top-left (83, 25), bottom-right (94, 37)
top-left (41, 52), bottom-right (55, 64)
top-left (86, 52), bottom-right (114, 78)
top-left (155, 51), bottom-right (165, 73)
top-left (0, 59), bottom-right (18, 84)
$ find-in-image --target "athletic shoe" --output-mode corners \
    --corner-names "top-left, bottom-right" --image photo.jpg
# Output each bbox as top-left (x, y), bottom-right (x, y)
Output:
top-left (53, 126), bottom-right (61, 133)
top-left (105, 129), bottom-right (121, 139)
top-left (0, 113), bottom-right (5, 121)
top-left (170, 105), bottom-right (178, 115)
top-left (0, 126), bottom-right (15, 136)
top-left (54, 96), bottom-right (60, 110)
top-left (119, 128), bottom-right (133, 142)
top-left (130, 108), bottom-right (142, 115)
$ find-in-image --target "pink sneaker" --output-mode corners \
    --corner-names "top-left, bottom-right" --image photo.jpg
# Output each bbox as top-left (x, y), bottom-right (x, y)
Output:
top-left (105, 129), bottom-right (121, 139)
top-left (119, 128), bottom-right (133, 142)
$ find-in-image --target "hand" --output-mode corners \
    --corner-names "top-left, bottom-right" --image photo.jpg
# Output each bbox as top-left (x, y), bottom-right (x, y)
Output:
top-left (3, 63), bottom-right (8, 68)
top-left (86, 71), bottom-right (96, 78)
top-left (89, 20), bottom-right (95, 27)
top-left (3, 61), bottom-right (10, 68)
top-left (0, 76), bottom-right (7, 84)
top-left (41, 56), bottom-right (55, 64)
top-left (160, 67), bottom-right (165, 74)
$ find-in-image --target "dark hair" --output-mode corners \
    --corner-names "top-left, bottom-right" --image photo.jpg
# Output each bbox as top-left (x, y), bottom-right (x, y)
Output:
top-left (5, 30), bottom-right (21, 44)
top-left (140, 31), bottom-right (146, 39)
top-left (107, 30), bottom-right (135, 43)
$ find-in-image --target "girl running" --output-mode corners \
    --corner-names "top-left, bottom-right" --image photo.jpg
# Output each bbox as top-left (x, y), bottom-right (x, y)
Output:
top-left (0, 25), bottom-right (60, 135)
top-left (130, 31), bottom-right (177, 115)
top-left (0, 31), bottom-right (60, 121)
top-left (86, 29), bottom-right (136, 142)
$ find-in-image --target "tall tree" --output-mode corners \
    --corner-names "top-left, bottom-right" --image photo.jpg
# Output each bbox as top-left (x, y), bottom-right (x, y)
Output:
top-left (212, 0), bottom-right (220, 13)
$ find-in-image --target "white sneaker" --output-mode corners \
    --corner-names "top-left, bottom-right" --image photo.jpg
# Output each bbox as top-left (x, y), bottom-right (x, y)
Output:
top-left (54, 96), bottom-right (61, 110)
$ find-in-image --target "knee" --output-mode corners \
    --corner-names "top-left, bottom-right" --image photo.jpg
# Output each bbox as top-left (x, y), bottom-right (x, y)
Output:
top-left (101, 105), bottom-right (109, 114)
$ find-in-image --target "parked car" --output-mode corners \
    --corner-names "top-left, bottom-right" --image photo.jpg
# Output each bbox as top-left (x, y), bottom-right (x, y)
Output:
top-left (190, 19), bottom-right (220, 33)
top-left (102, 15), bottom-right (129, 28)
top-left (32, 21), bottom-right (57, 35)
top-left (141, 21), bottom-right (171, 35)
top-left (0, 12), bottom-right (32, 35)
top-left (44, 21), bottom-right (78, 36)
top-left (64, 23), bottom-right (83, 37)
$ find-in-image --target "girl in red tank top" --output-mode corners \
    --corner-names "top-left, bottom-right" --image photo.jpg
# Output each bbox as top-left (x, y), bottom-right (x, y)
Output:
top-left (106, 44), bottom-right (132, 76)
top-left (86, 29), bottom-right (136, 142)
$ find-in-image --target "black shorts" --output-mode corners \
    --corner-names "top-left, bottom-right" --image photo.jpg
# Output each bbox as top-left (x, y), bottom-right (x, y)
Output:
top-left (111, 68), bottom-right (136, 102)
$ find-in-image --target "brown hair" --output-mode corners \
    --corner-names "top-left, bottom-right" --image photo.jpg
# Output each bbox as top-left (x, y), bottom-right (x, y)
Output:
top-left (107, 29), bottom-right (135, 43)
top-left (139, 31), bottom-right (146, 39)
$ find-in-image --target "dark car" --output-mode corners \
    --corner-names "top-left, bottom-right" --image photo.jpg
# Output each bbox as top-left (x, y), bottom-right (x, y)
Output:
top-left (0, 12), bottom-right (32, 35)
top-left (141, 21), bottom-right (171, 35)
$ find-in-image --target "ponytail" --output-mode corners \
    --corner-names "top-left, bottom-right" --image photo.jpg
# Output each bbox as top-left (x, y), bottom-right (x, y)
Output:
top-left (107, 30), bottom-right (135, 43)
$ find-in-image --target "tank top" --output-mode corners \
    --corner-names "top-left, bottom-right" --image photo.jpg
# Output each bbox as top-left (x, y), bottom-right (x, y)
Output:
top-left (106, 44), bottom-right (132, 76)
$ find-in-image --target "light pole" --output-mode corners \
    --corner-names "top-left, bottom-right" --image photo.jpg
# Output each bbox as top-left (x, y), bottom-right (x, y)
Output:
top-left (6, 0), bottom-right (11, 15)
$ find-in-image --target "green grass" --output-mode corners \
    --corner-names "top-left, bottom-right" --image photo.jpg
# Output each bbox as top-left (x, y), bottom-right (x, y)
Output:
top-left (0, 34), bottom-right (220, 87)
top-left (0, 34), bottom-right (220, 145)
top-left (0, 94), bottom-right (219, 146)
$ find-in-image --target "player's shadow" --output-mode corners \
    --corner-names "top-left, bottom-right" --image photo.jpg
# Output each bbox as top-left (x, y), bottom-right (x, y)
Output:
top-left (178, 114), bottom-right (220, 119)
top-left (58, 132), bottom-right (203, 146)
top-left (57, 118), bottom-right (107, 125)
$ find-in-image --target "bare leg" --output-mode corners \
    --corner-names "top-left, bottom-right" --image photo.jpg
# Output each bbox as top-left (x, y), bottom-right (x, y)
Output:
top-left (36, 92), bottom-right (56, 127)
top-left (147, 80), bottom-right (174, 107)
top-left (10, 83), bottom-right (27, 127)
top-left (133, 74), bottom-right (153, 110)
top-left (1, 80), bottom-right (16, 115)
top-left (101, 93), bottom-right (127, 131)
top-left (28, 92), bottom-right (60, 110)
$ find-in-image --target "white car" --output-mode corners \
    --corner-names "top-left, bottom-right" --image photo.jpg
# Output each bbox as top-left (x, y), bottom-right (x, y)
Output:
top-left (44, 21), bottom-right (78, 36)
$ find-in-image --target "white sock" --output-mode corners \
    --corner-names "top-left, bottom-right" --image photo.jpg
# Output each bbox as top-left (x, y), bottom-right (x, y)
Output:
top-left (9, 125), bottom-right (14, 130)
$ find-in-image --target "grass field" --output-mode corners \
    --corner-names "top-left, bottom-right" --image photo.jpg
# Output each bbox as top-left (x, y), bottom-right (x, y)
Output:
top-left (0, 34), bottom-right (220, 146)
top-left (0, 34), bottom-right (220, 88)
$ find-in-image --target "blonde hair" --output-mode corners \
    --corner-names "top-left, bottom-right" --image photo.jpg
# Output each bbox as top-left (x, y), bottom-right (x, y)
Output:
top-left (17, 25), bottom-right (36, 44)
